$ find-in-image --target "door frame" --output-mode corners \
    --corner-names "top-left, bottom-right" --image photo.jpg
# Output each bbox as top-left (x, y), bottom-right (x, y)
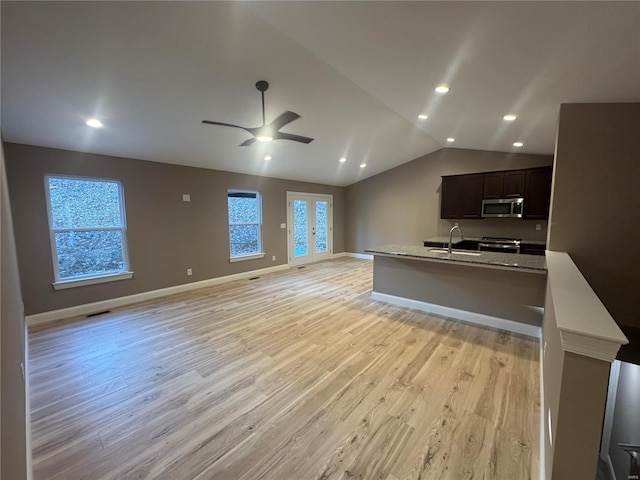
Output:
top-left (286, 192), bottom-right (333, 266)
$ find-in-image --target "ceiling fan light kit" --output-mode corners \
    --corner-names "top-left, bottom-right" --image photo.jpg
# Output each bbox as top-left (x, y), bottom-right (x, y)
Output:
top-left (202, 80), bottom-right (314, 146)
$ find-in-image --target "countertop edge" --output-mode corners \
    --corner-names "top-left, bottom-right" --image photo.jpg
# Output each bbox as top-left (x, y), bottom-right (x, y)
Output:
top-left (365, 245), bottom-right (547, 274)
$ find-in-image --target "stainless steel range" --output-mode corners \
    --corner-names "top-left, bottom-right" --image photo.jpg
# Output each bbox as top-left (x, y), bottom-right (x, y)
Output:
top-left (478, 237), bottom-right (521, 254)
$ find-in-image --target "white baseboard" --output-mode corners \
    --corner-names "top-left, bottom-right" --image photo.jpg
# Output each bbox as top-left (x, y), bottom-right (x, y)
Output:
top-left (344, 252), bottom-right (374, 260)
top-left (331, 252), bottom-right (346, 259)
top-left (370, 291), bottom-right (541, 338)
top-left (26, 263), bottom-right (290, 327)
top-left (24, 322), bottom-right (33, 480)
top-left (604, 454), bottom-right (616, 480)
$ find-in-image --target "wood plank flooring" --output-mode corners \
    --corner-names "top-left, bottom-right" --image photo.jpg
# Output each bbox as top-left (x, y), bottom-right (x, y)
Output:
top-left (29, 257), bottom-right (539, 480)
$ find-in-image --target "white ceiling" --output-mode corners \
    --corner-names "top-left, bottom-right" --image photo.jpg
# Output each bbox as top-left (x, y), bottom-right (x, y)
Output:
top-left (2, 1), bottom-right (639, 187)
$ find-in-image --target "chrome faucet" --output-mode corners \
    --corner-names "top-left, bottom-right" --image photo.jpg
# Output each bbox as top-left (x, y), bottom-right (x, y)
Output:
top-left (448, 225), bottom-right (463, 255)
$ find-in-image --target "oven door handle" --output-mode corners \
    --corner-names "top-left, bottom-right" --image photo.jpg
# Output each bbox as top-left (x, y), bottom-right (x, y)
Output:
top-left (478, 243), bottom-right (518, 248)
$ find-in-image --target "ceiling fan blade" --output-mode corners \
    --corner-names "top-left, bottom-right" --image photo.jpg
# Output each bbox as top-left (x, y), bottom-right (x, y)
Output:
top-left (267, 111), bottom-right (300, 130)
top-left (202, 120), bottom-right (253, 134)
top-left (273, 132), bottom-right (314, 144)
top-left (239, 137), bottom-right (257, 147)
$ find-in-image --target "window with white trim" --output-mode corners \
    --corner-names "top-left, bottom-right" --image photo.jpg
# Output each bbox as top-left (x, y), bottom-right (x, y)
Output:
top-left (227, 190), bottom-right (263, 260)
top-left (45, 175), bottom-right (131, 286)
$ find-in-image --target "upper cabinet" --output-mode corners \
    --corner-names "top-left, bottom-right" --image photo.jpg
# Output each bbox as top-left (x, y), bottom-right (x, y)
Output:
top-left (523, 166), bottom-right (553, 219)
top-left (441, 174), bottom-right (484, 219)
top-left (441, 166), bottom-right (552, 219)
top-left (483, 170), bottom-right (525, 199)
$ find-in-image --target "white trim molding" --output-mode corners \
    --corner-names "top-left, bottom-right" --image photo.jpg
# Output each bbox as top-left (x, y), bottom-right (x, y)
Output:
top-left (52, 271), bottom-right (134, 290)
top-left (344, 252), bottom-right (373, 260)
top-left (560, 330), bottom-right (626, 363)
top-left (27, 264), bottom-right (290, 327)
top-left (371, 291), bottom-right (541, 338)
top-left (546, 251), bottom-right (628, 362)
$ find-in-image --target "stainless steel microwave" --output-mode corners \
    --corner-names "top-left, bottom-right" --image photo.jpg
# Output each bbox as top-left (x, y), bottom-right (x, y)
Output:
top-left (481, 198), bottom-right (524, 218)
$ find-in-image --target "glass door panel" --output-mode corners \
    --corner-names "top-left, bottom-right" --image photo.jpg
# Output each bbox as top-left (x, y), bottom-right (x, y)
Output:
top-left (315, 201), bottom-right (328, 254)
top-left (293, 200), bottom-right (309, 258)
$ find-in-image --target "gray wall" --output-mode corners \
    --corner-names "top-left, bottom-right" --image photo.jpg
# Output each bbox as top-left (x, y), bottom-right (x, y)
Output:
top-left (1, 142), bottom-right (29, 479)
top-left (609, 361), bottom-right (640, 479)
top-left (4, 142), bottom-right (345, 316)
top-left (345, 148), bottom-right (553, 253)
top-left (373, 255), bottom-right (546, 326)
top-left (548, 103), bottom-right (640, 329)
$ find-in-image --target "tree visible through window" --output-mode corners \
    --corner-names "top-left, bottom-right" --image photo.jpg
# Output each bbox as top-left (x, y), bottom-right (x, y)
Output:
top-left (45, 176), bottom-right (129, 281)
top-left (228, 191), bottom-right (262, 258)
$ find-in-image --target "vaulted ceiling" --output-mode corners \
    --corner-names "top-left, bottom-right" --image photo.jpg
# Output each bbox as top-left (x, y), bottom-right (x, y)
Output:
top-left (2, 1), bottom-right (639, 186)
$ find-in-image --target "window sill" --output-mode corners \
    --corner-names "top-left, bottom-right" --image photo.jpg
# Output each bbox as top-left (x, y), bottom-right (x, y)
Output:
top-left (229, 253), bottom-right (265, 263)
top-left (52, 271), bottom-right (134, 290)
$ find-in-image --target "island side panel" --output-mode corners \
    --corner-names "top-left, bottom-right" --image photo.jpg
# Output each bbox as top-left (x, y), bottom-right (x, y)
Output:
top-left (372, 255), bottom-right (546, 326)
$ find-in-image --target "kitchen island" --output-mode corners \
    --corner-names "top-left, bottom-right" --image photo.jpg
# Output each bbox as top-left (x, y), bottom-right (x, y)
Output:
top-left (365, 244), bottom-right (547, 337)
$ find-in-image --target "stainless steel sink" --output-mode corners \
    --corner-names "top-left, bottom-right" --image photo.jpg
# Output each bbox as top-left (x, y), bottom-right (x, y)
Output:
top-left (428, 249), bottom-right (481, 257)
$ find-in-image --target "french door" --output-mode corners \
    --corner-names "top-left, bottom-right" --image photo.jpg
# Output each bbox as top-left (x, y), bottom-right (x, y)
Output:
top-left (287, 192), bottom-right (333, 266)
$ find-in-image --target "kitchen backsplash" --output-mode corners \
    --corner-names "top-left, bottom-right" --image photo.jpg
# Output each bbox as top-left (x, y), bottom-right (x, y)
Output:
top-left (437, 217), bottom-right (548, 242)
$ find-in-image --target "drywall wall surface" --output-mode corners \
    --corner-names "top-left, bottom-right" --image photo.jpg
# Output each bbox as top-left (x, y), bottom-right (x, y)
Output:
top-left (372, 255), bottom-right (546, 326)
top-left (552, 352), bottom-right (611, 479)
top-left (345, 148), bottom-right (552, 253)
top-left (548, 103), bottom-right (640, 328)
top-left (4, 143), bottom-right (344, 315)
top-left (608, 361), bottom-right (640, 480)
top-left (1, 142), bottom-right (29, 479)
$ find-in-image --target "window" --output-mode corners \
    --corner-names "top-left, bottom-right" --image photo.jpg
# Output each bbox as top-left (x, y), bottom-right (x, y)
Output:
top-left (45, 175), bottom-right (132, 288)
top-left (227, 190), bottom-right (264, 261)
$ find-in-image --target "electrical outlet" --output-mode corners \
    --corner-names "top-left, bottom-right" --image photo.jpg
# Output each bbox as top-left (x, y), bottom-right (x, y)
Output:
top-left (182, 194), bottom-right (191, 202)
top-left (186, 268), bottom-right (192, 276)
top-left (454, 222), bottom-right (459, 227)
top-left (536, 224), bottom-right (542, 231)
top-left (280, 223), bottom-right (286, 229)
top-left (272, 255), bottom-right (276, 261)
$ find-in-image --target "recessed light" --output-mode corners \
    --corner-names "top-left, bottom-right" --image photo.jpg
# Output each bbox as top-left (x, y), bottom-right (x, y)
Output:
top-left (85, 118), bottom-right (103, 128)
top-left (435, 84), bottom-right (450, 94)
top-left (513, 142), bottom-right (524, 148)
top-left (503, 114), bottom-right (517, 121)
top-left (360, 163), bottom-right (367, 168)
top-left (418, 114), bottom-right (429, 120)
top-left (256, 135), bottom-right (273, 142)
top-left (339, 156), bottom-right (347, 163)
top-left (264, 155), bottom-right (272, 161)
top-left (446, 137), bottom-right (455, 143)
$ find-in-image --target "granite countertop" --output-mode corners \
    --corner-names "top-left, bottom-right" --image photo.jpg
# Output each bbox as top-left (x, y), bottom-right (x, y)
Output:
top-left (365, 244), bottom-right (547, 272)
top-left (424, 236), bottom-right (546, 246)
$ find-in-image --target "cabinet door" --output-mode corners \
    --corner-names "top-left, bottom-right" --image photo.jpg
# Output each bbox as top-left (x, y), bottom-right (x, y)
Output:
top-left (523, 167), bottom-right (552, 219)
top-left (520, 243), bottom-right (546, 256)
top-left (483, 172), bottom-right (504, 199)
top-left (460, 174), bottom-right (484, 218)
top-left (504, 170), bottom-right (526, 197)
top-left (440, 176), bottom-right (463, 219)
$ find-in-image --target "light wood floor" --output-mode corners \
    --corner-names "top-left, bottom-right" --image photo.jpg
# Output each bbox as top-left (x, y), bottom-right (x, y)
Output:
top-left (29, 257), bottom-right (539, 480)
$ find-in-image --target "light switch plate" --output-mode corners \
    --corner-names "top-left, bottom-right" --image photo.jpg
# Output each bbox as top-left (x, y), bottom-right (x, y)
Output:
top-left (280, 223), bottom-right (286, 229)
top-left (183, 194), bottom-right (191, 202)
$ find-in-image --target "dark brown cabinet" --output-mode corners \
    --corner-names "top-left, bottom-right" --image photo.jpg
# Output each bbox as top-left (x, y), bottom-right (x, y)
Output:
top-left (441, 174), bottom-right (484, 219)
top-left (520, 243), bottom-right (546, 256)
top-left (483, 170), bottom-right (525, 199)
top-left (441, 166), bottom-right (552, 220)
top-left (523, 167), bottom-right (552, 219)
top-left (503, 171), bottom-right (526, 197)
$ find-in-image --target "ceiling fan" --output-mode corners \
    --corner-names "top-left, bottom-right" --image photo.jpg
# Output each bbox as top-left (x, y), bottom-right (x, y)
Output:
top-left (202, 80), bottom-right (314, 147)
